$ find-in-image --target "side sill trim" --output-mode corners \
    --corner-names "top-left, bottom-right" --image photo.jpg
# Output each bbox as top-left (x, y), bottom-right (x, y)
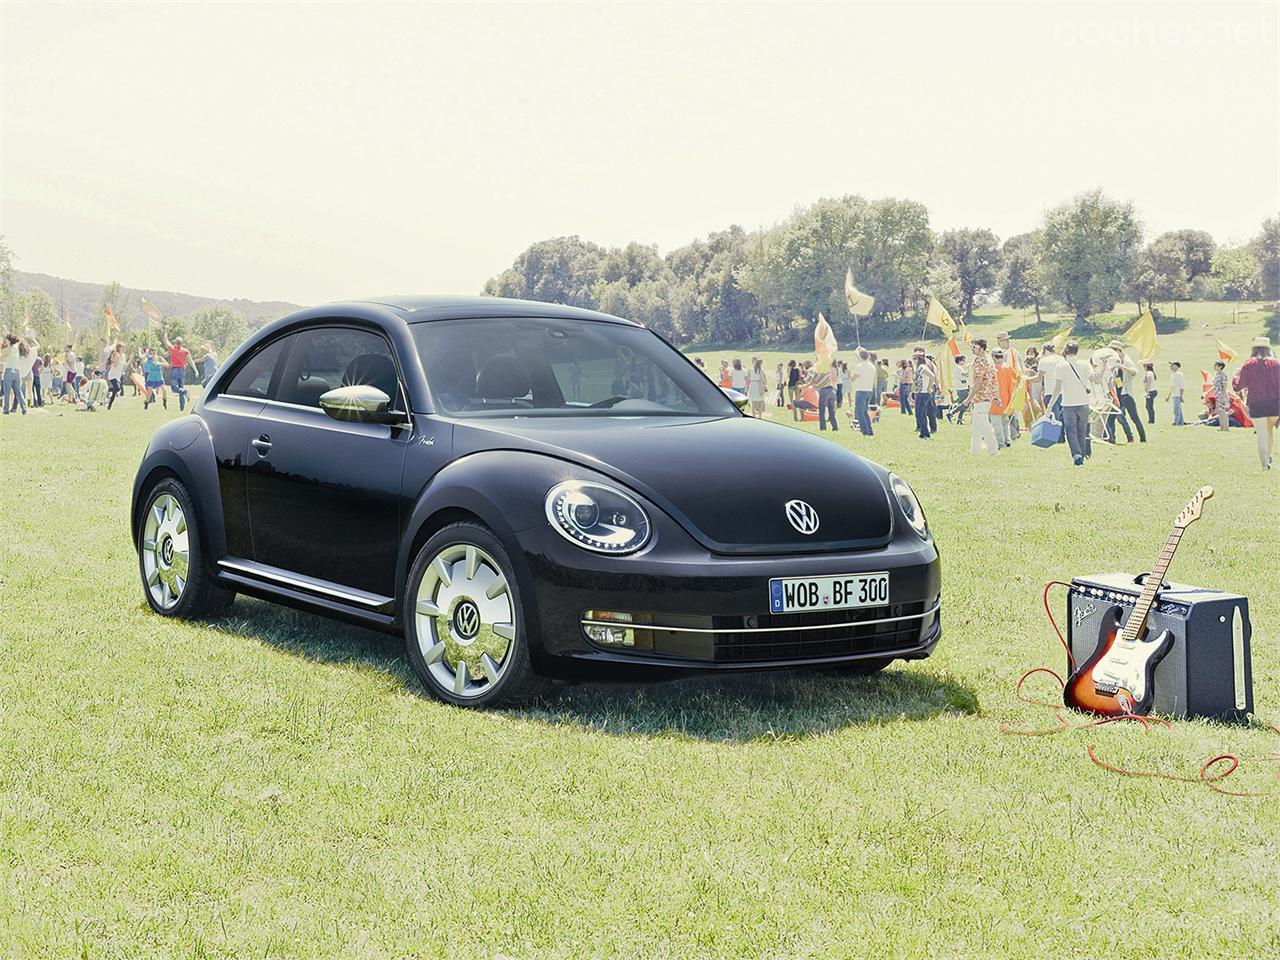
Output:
top-left (217, 557), bottom-right (393, 611)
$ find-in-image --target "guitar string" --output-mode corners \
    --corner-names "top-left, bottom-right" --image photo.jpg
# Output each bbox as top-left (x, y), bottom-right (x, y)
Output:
top-left (997, 580), bottom-right (1280, 798)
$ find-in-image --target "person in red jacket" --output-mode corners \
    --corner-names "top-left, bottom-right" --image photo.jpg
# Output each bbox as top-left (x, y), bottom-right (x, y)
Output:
top-left (1232, 336), bottom-right (1280, 470)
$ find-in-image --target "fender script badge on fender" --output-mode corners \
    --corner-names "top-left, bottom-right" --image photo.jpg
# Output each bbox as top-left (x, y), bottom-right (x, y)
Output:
top-left (419, 436), bottom-right (435, 446)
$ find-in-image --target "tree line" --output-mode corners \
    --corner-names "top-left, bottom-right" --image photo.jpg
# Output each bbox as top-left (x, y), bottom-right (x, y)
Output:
top-left (3, 191), bottom-right (1277, 359)
top-left (484, 190), bottom-right (1280, 345)
top-left (0, 239), bottom-right (252, 361)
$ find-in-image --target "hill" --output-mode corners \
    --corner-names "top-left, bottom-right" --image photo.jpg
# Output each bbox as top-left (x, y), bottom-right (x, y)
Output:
top-left (13, 270), bottom-right (300, 333)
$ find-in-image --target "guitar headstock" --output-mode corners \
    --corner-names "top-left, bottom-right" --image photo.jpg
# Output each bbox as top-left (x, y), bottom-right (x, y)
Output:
top-left (1174, 486), bottom-right (1214, 529)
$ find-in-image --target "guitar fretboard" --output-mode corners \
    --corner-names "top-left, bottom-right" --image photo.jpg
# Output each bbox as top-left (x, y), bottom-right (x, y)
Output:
top-left (1123, 527), bottom-right (1185, 642)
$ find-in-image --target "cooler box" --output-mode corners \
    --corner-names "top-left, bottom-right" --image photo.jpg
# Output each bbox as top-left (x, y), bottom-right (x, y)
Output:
top-left (1031, 416), bottom-right (1062, 448)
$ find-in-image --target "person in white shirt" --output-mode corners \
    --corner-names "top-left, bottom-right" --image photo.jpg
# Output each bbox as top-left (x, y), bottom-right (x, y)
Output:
top-left (38, 352), bottom-right (52, 400)
top-left (62, 346), bottom-right (78, 399)
top-left (851, 348), bottom-right (877, 436)
top-left (1045, 340), bottom-right (1094, 466)
top-left (1169, 362), bottom-right (1186, 426)
top-left (1107, 340), bottom-right (1146, 443)
top-left (106, 343), bottom-right (125, 410)
top-left (1142, 362), bottom-right (1157, 423)
top-left (3, 336), bottom-right (32, 415)
top-left (949, 355), bottom-right (970, 424)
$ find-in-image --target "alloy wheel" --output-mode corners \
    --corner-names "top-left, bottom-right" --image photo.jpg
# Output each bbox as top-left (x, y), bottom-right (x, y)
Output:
top-left (141, 493), bottom-right (190, 610)
top-left (413, 543), bottom-right (516, 699)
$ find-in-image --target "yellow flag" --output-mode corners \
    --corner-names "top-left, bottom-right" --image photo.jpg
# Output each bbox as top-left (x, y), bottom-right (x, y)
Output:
top-left (1051, 325), bottom-right (1073, 354)
top-left (814, 312), bottom-right (838, 373)
top-left (142, 299), bottom-right (163, 329)
top-left (1216, 339), bottom-right (1237, 362)
top-left (1004, 375), bottom-right (1029, 414)
top-left (937, 348), bottom-right (954, 398)
top-left (844, 269), bottom-right (875, 317)
top-left (1122, 311), bottom-right (1161, 361)
top-left (925, 296), bottom-right (956, 337)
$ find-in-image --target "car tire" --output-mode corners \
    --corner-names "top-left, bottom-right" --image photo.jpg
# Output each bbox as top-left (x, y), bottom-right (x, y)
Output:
top-left (826, 656), bottom-right (893, 677)
top-left (404, 521), bottom-right (552, 708)
top-left (137, 477), bottom-right (234, 619)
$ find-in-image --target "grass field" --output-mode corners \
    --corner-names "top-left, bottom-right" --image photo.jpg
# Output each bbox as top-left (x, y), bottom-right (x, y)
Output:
top-left (1, 302), bottom-right (1278, 959)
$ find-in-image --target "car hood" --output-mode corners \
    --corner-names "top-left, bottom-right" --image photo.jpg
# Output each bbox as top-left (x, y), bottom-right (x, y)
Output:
top-left (452, 415), bottom-right (895, 555)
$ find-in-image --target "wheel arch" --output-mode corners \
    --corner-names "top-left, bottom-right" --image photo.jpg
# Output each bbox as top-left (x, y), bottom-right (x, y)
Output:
top-left (131, 421), bottom-right (227, 569)
top-left (395, 450), bottom-right (572, 637)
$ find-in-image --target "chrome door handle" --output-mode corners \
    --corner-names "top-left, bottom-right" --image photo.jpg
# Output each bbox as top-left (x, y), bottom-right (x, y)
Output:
top-left (251, 435), bottom-right (272, 456)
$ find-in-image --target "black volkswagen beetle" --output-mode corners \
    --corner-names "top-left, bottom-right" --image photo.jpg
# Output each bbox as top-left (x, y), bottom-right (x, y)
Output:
top-left (132, 296), bottom-right (941, 707)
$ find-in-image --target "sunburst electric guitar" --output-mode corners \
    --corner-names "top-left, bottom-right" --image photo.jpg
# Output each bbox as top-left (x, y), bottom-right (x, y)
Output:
top-left (1063, 486), bottom-right (1213, 717)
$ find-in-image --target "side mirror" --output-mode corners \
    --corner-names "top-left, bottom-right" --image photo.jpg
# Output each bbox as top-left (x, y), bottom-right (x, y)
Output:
top-left (721, 387), bottom-right (749, 411)
top-left (319, 385), bottom-right (409, 425)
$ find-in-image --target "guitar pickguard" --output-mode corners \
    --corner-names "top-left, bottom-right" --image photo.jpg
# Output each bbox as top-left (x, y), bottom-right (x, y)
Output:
top-left (1089, 633), bottom-right (1152, 703)
top-left (1065, 606), bottom-right (1175, 717)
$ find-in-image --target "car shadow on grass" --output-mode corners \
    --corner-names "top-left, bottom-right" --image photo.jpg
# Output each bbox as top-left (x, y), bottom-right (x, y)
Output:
top-left (219, 598), bottom-right (978, 743)
top-left (516, 669), bottom-right (979, 742)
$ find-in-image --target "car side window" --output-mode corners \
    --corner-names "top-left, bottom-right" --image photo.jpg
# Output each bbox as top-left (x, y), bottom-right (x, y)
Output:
top-left (222, 336), bottom-right (291, 400)
top-left (275, 327), bottom-right (401, 410)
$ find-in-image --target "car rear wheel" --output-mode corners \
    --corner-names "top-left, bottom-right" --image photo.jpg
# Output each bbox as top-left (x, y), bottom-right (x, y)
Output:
top-left (138, 478), bottom-right (233, 619)
top-left (404, 522), bottom-right (551, 708)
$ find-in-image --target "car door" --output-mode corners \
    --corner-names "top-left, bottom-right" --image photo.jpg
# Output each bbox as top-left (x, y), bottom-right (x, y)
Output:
top-left (243, 325), bottom-right (411, 600)
top-left (201, 334), bottom-right (294, 558)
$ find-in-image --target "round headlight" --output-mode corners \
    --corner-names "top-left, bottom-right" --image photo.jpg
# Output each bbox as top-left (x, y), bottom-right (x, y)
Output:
top-left (888, 473), bottom-right (929, 540)
top-left (545, 481), bottom-right (651, 554)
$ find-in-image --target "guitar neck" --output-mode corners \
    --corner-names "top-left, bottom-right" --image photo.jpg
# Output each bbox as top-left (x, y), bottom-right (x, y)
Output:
top-left (1123, 527), bottom-right (1184, 640)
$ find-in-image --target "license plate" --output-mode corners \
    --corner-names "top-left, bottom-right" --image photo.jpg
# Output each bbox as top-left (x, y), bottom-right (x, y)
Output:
top-left (768, 572), bottom-right (890, 613)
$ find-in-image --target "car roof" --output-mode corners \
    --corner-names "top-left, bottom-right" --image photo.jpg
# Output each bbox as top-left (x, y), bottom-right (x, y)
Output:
top-left (347, 295), bottom-right (640, 327)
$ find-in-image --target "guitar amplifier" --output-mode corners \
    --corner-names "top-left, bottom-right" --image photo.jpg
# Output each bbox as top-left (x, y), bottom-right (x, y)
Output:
top-left (1067, 573), bottom-right (1253, 723)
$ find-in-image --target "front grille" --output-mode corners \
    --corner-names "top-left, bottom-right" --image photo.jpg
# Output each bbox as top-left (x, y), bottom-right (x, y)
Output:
top-left (710, 600), bottom-right (932, 663)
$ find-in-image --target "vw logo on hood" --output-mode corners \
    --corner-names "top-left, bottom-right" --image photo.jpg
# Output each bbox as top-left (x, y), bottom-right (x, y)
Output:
top-left (784, 499), bottom-right (820, 535)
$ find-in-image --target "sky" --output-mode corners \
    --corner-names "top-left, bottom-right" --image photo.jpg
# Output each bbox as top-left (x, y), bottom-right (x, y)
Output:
top-left (2, 1), bottom-right (1277, 305)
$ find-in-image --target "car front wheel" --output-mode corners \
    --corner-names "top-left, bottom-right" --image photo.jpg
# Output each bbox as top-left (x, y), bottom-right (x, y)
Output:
top-left (138, 477), bottom-right (233, 618)
top-left (404, 522), bottom-right (551, 708)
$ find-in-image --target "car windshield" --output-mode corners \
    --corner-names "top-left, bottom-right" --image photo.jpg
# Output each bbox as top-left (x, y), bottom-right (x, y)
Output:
top-left (412, 317), bottom-right (737, 418)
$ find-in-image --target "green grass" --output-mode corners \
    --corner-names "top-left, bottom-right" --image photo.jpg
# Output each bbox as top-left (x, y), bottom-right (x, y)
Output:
top-left (1, 305), bottom-right (1279, 958)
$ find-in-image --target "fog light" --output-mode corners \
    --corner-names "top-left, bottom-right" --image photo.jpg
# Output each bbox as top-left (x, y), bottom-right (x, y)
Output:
top-left (583, 610), bottom-right (636, 647)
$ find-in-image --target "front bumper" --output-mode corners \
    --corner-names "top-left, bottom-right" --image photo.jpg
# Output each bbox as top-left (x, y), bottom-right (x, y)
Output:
top-left (504, 522), bottom-right (942, 682)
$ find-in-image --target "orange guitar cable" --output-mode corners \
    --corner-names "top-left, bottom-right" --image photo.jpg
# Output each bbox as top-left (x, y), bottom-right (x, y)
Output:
top-left (997, 580), bottom-right (1280, 797)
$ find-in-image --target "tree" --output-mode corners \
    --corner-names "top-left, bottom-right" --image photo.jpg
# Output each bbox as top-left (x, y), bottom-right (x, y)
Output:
top-left (97, 280), bottom-right (132, 340)
top-left (999, 231), bottom-right (1051, 322)
top-left (737, 195), bottom-right (871, 337)
top-left (1040, 190), bottom-right (1143, 320)
top-left (23, 287), bottom-right (61, 349)
top-left (1254, 216), bottom-right (1280, 299)
top-left (855, 198), bottom-right (932, 320)
top-left (1160, 229), bottom-right (1216, 282)
top-left (188, 306), bottom-right (249, 354)
top-left (737, 195), bottom-right (931, 340)
top-left (1126, 229), bottom-right (1217, 315)
top-left (936, 228), bottom-right (1001, 319)
top-left (1127, 233), bottom-right (1194, 314)
top-left (924, 258), bottom-right (963, 322)
top-left (483, 236), bottom-right (605, 308)
top-left (1212, 245), bottom-right (1261, 301)
top-left (0, 237), bottom-right (20, 335)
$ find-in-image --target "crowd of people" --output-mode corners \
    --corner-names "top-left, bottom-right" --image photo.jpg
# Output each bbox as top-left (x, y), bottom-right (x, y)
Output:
top-left (7, 320), bottom-right (1279, 472)
top-left (695, 331), bottom-right (1280, 471)
top-left (1, 329), bottom-right (218, 416)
